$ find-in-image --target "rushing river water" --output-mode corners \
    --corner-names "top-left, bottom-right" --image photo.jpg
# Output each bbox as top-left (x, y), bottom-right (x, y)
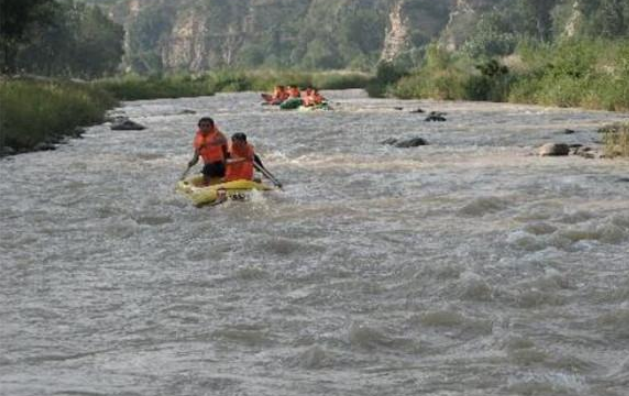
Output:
top-left (1, 90), bottom-right (628, 396)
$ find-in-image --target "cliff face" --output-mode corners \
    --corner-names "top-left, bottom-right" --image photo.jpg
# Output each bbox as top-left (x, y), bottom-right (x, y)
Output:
top-left (440, 0), bottom-right (496, 51)
top-left (107, 0), bottom-right (501, 73)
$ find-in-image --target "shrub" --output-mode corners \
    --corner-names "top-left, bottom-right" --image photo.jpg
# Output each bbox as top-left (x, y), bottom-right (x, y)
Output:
top-left (602, 123), bottom-right (629, 158)
top-left (0, 78), bottom-right (116, 152)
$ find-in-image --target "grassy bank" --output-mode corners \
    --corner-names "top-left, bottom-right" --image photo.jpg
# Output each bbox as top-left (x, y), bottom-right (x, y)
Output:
top-left (0, 70), bottom-right (370, 155)
top-left (387, 40), bottom-right (629, 112)
top-left (602, 123), bottom-right (629, 158)
top-left (0, 78), bottom-right (116, 155)
top-left (93, 70), bottom-right (371, 101)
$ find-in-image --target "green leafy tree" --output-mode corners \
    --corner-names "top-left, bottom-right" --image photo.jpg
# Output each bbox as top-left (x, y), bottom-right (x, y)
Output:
top-left (15, 1), bottom-right (124, 78)
top-left (0, 0), bottom-right (56, 73)
top-left (519, 0), bottom-right (560, 41)
top-left (462, 12), bottom-right (517, 58)
top-left (598, 0), bottom-right (627, 38)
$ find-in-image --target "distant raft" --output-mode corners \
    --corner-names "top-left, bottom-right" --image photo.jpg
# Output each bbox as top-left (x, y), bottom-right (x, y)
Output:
top-left (297, 102), bottom-right (331, 112)
top-left (279, 97), bottom-right (303, 110)
top-left (176, 174), bottom-right (273, 207)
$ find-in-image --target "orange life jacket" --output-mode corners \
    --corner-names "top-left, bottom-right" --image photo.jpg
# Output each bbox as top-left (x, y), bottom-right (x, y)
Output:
top-left (288, 86), bottom-right (300, 98)
top-left (272, 87), bottom-right (284, 100)
top-left (302, 88), bottom-right (314, 106)
top-left (225, 142), bottom-right (255, 181)
top-left (312, 92), bottom-right (325, 104)
top-left (193, 128), bottom-right (227, 164)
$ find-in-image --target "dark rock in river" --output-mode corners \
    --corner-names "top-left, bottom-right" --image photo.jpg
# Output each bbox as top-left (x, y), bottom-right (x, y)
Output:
top-left (111, 119), bottom-right (147, 131)
top-left (380, 137), bottom-right (399, 145)
top-left (395, 137), bottom-right (428, 148)
top-left (381, 137), bottom-right (428, 148)
top-left (425, 111), bottom-right (446, 122)
top-left (538, 143), bottom-right (570, 156)
top-left (33, 142), bottom-right (56, 151)
top-left (410, 108), bottom-right (425, 113)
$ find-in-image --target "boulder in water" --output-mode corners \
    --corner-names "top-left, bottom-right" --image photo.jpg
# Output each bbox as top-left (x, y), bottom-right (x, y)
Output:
top-left (395, 137), bottom-right (428, 148)
top-left (425, 111), bottom-right (446, 122)
top-left (380, 137), bottom-right (399, 145)
top-left (111, 119), bottom-right (146, 131)
top-left (538, 143), bottom-right (570, 156)
top-left (381, 137), bottom-right (428, 148)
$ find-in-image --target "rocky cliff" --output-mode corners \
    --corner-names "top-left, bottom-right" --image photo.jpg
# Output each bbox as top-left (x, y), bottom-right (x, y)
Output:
top-left (106, 0), bottom-right (459, 72)
top-left (105, 0), bottom-right (585, 73)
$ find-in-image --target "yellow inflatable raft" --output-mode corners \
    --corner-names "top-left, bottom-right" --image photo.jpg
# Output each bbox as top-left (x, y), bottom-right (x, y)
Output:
top-left (176, 174), bottom-right (273, 207)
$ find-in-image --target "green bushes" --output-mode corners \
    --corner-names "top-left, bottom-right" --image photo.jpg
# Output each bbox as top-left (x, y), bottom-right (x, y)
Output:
top-left (93, 70), bottom-right (371, 101)
top-left (386, 39), bottom-right (629, 112)
top-left (602, 123), bottom-right (629, 158)
top-left (93, 74), bottom-right (217, 101)
top-left (0, 78), bottom-right (116, 152)
top-left (507, 39), bottom-right (629, 111)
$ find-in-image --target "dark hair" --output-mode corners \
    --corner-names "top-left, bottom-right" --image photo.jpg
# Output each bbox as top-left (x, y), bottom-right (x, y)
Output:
top-left (198, 117), bottom-right (214, 127)
top-left (231, 132), bottom-right (247, 142)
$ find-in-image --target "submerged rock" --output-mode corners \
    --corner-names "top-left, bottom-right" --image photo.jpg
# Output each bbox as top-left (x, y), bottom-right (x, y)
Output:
top-left (425, 111), bottom-right (447, 122)
top-left (380, 137), bottom-right (398, 145)
top-left (110, 119), bottom-right (146, 131)
top-left (538, 143), bottom-right (570, 156)
top-left (381, 137), bottom-right (428, 148)
top-left (395, 137), bottom-right (428, 148)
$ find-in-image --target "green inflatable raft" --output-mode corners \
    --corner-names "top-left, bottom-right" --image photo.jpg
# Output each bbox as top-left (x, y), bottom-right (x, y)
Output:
top-left (279, 98), bottom-right (303, 110)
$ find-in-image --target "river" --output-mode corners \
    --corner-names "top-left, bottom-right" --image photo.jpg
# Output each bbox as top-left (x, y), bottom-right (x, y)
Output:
top-left (1, 90), bottom-right (628, 396)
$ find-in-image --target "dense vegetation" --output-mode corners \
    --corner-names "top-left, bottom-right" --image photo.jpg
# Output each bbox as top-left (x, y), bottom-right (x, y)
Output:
top-left (384, 39), bottom-right (629, 112)
top-left (1, 0), bottom-right (123, 77)
top-left (94, 70), bottom-right (370, 100)
top-left (371, 0), bottom-right (629, 113)
top-left (0, 78), bottom-right (116, 153)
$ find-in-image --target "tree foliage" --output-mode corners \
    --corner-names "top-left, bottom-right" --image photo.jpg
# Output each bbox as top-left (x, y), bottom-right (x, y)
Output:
top-left (16, 1), bottom-right (124, 78)
top-left (0, 0), bottom-right (56, 73)
top-left (1, 0), bottom-right (123, 77)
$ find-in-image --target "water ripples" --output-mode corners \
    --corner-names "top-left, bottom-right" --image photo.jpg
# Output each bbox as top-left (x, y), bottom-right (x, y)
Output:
top-left (1, 91), bottom-right (628, 395)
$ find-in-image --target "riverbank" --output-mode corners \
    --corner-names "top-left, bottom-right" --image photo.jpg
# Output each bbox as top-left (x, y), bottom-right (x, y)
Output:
top-left (381, 40), bottom-right (629, 113)
top-left (0, 71), bottom-right (370, 156)
top-left (2, 60), bottom-right (627, 158)
top-left (0, 78), bottom-right (117, 156)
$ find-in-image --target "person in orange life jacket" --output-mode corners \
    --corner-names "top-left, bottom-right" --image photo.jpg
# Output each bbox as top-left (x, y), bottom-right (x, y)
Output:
top-left (287, 85), bottom-right (301, 98)
top-left (225, 133), bottom-right (259, 182)
top-left (302, 86), bottom-right (314, 106)
top-left (187, 117), bottom-right (228, 184)
top-left (310, 88), bottom-right (325, 105)
top-left (273, 85), bottom-right (288, 103)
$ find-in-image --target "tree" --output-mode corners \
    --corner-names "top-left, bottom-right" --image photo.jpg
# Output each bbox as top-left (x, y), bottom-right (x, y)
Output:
top-left (598, 0), bottom-right (627, 38)
top-left (15, 1), bottom-right (124, 78)
top-left (0, 0), bottom-right (56, 73)
top-left (519, 0), bottom-right (560, 41)
top-left (462, 12), bottom-right (517, 58)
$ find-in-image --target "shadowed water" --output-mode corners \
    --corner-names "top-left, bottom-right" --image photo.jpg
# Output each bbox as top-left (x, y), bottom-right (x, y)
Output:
top-left (1, 90), bottom-right (628, 396)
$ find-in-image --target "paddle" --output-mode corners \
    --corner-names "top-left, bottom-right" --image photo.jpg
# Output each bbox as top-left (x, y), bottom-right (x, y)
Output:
top-left (253, 155), bottom-right (282, 189)
top-left (179, 164), bottom-right (193, 181)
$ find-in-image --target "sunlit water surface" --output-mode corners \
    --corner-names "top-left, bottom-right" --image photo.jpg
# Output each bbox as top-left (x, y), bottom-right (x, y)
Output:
top-left (1, 90), bottom-right (628, 396)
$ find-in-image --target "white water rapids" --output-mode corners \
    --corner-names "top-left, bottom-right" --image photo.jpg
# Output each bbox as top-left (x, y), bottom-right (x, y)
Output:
top-left (1, 90), bottom-right (628, 396)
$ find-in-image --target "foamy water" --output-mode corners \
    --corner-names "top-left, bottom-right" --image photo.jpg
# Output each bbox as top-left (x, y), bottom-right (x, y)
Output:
top-left (1, 90), bottom-right (628, 396)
